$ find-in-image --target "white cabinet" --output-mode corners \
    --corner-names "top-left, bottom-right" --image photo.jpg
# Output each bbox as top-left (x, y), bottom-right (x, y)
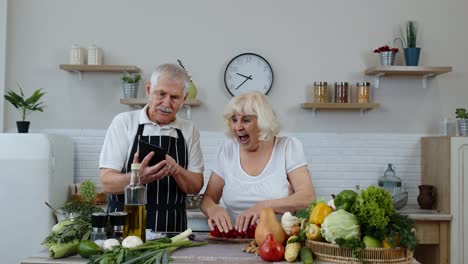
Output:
top-left (450, 137), bottom-right (468, 264)
top-left (421, 136), bottom-right (468, 264)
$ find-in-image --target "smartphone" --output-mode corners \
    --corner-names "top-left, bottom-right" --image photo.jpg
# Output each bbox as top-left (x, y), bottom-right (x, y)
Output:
top-left (138, 140), bottom-right (167, 166)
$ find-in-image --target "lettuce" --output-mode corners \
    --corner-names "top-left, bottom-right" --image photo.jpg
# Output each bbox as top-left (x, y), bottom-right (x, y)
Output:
top-left (351, 186), bottom-right (396, 231)
top-left (321, 209), bottom-right (361, 244)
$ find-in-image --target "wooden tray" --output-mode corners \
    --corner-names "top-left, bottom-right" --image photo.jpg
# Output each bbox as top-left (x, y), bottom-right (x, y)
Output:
top-left (207, 233), bottom-right (253, 243)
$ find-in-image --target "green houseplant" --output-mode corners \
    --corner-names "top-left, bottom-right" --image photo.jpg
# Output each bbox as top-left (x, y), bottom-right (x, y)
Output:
top-left (4, 83), bottom-right (46, 133)
top-left (456, 108), bottom-right (468, 136)
top-left (395, 21), bottom-right (420, 66)
top-left (121, 73), bottom-right (141, 98)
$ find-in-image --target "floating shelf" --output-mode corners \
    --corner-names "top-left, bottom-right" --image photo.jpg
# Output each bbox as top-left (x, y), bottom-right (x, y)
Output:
top-left (120, 98), bottom-right (201, 119)
top-left (301, 102), bottom-right (380, 117)
top-left (59, 64), bottom-right (140, 80)
top-left (364, 66), bottom-right (452, 89)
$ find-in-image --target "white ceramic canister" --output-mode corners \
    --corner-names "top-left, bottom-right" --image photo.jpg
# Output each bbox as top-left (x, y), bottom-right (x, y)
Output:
top-left (87, 44), bottom-right (102, 65)
top-left (69, 44), bottom-right (84, 64)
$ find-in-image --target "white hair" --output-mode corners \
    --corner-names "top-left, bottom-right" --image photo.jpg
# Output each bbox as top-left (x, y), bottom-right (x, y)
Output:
top-left (223, 92), bottom-right (280, 141)
top-left (149, 63), bottom-right (190, 94)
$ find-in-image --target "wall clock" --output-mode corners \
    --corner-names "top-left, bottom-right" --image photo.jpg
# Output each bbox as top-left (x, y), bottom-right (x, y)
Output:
top-left (224, 53), bottom-right (274, 97)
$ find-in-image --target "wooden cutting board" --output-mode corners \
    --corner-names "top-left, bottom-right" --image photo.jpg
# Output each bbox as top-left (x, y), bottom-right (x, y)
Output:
top-left (207, 233), bottom-right (254, 243)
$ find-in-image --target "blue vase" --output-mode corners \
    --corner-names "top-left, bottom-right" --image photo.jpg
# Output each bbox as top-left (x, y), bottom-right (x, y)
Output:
top-left (404, 48), bottom-right (421, 66)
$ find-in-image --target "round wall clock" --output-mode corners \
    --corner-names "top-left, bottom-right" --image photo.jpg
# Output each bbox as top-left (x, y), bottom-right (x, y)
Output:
top-left (224, 53), bottom-right (274, 97)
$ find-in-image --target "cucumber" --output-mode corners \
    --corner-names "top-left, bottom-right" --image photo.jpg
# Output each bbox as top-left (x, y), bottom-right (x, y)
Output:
top-left (300, 246), bottom-right (313, 264)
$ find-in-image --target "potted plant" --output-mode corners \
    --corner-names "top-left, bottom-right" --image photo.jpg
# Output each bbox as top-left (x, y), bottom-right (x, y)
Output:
top-left (121, 73), bottom-right (141, 98)
top-left (373, 45), bottom-right (399, 66)
top-left (4, 83), bottom-right (46, 133)
top-left (455, 108), bottom-right (468, 136)
top-left (395, 20), bottom-right (420, 66)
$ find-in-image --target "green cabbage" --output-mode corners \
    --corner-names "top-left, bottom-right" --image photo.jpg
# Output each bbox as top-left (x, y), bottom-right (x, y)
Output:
top-left (320, 209), bottom-right (361, 244)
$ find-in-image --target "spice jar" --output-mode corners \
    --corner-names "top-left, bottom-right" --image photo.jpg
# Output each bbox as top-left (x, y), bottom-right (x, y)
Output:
top-left (334, 82), bottom-right (349, 103)
top-left (356, 82), bottom-right (371, 103)
top-left (313, 82), bottom-right (329, 103)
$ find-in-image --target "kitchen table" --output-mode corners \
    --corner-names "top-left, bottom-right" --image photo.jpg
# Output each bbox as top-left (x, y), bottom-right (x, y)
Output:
top-left (22, 233), bottom-right (421, 264)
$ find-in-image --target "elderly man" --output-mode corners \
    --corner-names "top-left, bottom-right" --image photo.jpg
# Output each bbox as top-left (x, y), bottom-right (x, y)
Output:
top-left (99, 63), bottom-right (204, 232)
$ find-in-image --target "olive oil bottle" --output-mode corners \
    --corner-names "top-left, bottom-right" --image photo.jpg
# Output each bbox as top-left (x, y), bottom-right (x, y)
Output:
top-left (123, 163), bottom-right (147, 241)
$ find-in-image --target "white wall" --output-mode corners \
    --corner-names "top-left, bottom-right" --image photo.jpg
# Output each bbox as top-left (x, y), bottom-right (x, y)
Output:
top-left (0, 0), bottom-right (6, 132)
top-left (3, 0), bottom-right (468, 133)
top-left (40, 129), bottom-right (422, 206)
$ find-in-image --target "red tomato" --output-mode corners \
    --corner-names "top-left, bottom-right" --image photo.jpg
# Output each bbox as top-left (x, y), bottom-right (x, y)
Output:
top-left (210, 226), bottom-right (222, 237)
top-left (246, 224), bottom-right (256, 238)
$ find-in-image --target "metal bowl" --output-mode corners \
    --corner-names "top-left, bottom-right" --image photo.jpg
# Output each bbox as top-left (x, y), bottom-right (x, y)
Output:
top-left (186, 194), bottom-right (203, 209)
top-left (392, 192), bottom-right (408, 210)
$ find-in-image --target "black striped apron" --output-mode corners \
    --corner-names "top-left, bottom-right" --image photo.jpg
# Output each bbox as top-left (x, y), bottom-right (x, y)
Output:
top-left (107, 124), bottom-right (188, 232)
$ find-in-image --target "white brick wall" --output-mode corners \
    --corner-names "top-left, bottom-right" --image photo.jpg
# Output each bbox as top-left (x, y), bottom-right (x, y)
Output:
top-left (42, 129), bottom-right (423, 205)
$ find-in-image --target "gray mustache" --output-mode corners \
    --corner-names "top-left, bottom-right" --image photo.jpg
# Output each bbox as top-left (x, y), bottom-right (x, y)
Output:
top-left (157, 106), bottom-right (173, 113)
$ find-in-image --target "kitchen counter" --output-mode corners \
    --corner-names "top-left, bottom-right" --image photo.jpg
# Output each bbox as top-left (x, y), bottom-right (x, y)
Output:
top-left (22, 243), bottom-right (421, 264)
top-left (399, 205), bottom-right (452, 264)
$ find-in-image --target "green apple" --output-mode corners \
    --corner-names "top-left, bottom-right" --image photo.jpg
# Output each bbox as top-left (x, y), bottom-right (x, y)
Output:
top-left (363, 235), bottom-right (383, 248)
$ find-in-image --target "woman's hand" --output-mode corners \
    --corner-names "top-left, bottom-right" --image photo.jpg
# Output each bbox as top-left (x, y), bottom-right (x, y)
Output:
top-left (134, 152), bottom-right (168, 184)
top-left (207, 206), bottom-right (233, 233)
top-left (235, 204), bottom-right (263, 232)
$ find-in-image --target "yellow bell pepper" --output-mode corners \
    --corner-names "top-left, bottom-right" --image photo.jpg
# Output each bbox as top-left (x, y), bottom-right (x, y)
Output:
top-left (309, 203), bottom-right (333, 225)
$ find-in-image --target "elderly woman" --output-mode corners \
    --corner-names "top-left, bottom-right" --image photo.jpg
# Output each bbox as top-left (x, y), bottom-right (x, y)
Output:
top-left (200, 92), bottom-right (315, 234)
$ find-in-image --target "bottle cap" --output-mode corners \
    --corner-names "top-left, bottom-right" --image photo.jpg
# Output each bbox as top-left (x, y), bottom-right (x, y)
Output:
top-left (131, 163), bottom-right (141, 170)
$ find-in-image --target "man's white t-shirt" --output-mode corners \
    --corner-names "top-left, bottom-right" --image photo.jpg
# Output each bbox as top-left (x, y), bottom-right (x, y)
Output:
top-left (99, 105), bottom-right (204, 173)
top-left (212, 136), bottom-right (307, 221)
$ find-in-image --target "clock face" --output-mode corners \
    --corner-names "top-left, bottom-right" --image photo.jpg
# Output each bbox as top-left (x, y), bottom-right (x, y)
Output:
top-left (224, 53), bottom-right (273, 97)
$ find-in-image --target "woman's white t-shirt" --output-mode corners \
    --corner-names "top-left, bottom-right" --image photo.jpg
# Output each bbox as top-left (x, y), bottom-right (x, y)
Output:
top-left (212, 136), bottom-right (307, 221)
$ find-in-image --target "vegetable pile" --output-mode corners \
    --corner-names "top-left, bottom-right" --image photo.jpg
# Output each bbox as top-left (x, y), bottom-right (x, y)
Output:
top-left (89, 229), bottom-right (207, 264)
top-left (248, 186), bottom-right (416, 263)
top-left (42, 219), bottom-right (91, 258)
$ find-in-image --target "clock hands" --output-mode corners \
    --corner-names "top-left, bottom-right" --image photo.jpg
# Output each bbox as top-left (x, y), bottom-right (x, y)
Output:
top-left (236, 73), bottom-right (253, 80)
top-left (235, 75), bottom-right (252, 90)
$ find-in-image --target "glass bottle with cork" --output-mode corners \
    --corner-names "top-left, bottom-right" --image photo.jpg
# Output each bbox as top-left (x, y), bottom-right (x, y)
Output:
top-left (124, 163), bottom-right (146, 241)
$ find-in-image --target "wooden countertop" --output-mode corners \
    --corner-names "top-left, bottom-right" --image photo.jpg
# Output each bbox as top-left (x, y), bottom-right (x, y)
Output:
top-left (398, 205), bottom-right (452, 221)
top-left (22, 233), bottom-right (421, 264)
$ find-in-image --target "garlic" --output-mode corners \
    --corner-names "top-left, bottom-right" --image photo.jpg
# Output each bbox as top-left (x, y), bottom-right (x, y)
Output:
top-left (122, 236), bottom-right (144, 248)
top-left (102, 238), bottom-right (120, 251)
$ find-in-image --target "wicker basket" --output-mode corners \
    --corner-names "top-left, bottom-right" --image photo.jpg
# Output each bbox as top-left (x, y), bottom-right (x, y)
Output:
top-left (305, 240), bottom-right (413, 264)
top-left (71, 193), bottom-right (107, 205)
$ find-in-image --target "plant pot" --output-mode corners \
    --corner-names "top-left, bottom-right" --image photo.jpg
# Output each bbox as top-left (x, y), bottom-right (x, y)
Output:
top-left (16, 121), bottom-right (30, 133)
top-left (458, 119), bottom-right (468, 136)
top-left (404, 48), bottom-right (421, 66)
top-left (122, 82), bottom-right (139, 98)
top-left (379, 51), bottom-right (396, 66)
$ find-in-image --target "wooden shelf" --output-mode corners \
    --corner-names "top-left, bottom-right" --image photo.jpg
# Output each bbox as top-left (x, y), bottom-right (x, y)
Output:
top-left (59, 64), bottom-right (140, 80)
top-left (120, 98), bottom-right (201, 119)
top-left (364, 66), bottom-right (452, 88)
top-left (301, 102), bottom-right (380, 117)
top-left (59, 64), bottom-right (140, 73)
top-left (120, 98), bottom-right (201, 107)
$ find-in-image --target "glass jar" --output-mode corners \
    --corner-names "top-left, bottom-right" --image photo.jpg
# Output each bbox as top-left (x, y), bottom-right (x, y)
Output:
top-left (356, 82), bottom-right (370, 103)
top-left (334, 82), bottom-right (349, 103)
top-left (378, 163), bottom-right (402, 198)
top-left (313, 82), bottom-right (329, 103)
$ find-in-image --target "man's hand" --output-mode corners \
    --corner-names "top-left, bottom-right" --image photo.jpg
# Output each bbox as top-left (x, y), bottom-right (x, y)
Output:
top-left (134, 152), bottom-right (168, 184)
top-left (165, 154), bottom-right (181, 176)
